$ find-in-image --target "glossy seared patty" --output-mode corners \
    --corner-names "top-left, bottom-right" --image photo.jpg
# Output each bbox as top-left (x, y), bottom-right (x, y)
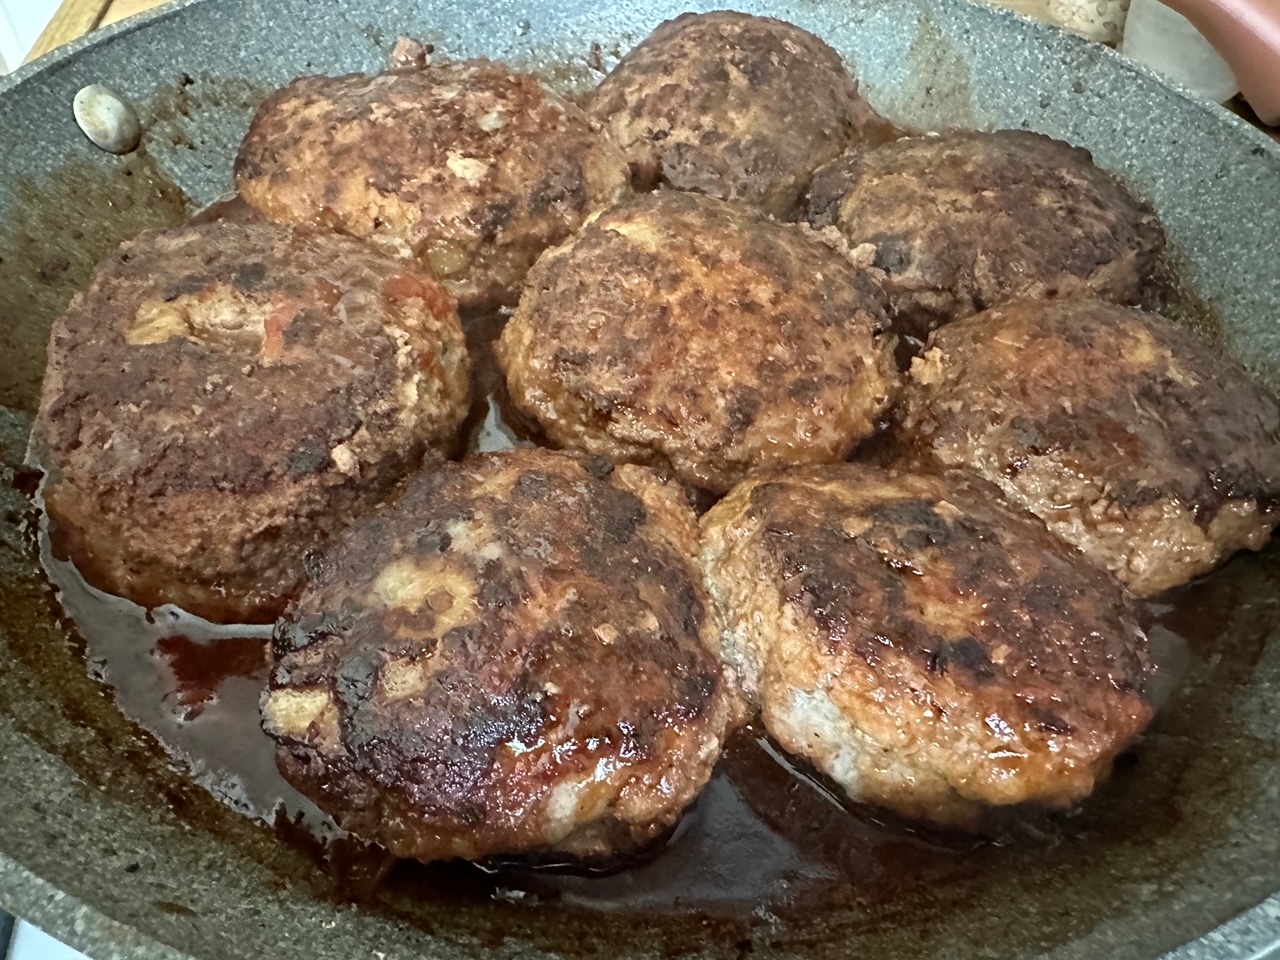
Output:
top-left (36, 220), bottom-right (469, 623)
top-left (807, 130), bottom-right (1164, 349)
top-left (236, 59), bottom-right (631, 311)
top-left (587, 11), bottom-right (888, 218)
top-left (262, 449), bottom-right (742, 863)
top-left (699, 464), bottom-right (1156, 827)
top-left (898, 298), bottom-right (1280, 595)
top-left (498, 191), bottom-right (898, 493)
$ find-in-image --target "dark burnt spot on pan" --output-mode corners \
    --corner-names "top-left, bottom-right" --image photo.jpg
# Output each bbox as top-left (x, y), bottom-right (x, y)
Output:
top-left (146, 72), bottom-right (272, 158)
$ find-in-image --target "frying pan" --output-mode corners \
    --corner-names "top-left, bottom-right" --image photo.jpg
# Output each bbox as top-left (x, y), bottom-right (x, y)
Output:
top-left (2, 0), bottom-right (1280, 957)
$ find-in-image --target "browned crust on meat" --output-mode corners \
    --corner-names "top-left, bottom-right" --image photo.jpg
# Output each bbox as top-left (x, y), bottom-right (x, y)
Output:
top-left (36, 220), bottom-right (470, 623)
top-left (497, 191), bottom-right (899, 493)
top-left (263, 449), bottom-right (742, 862)
top-left (236, 60), bottom-right (631, 311)
top-left (898, 299), bottom-right (1280, 595)
top-left (699, 464), bottom-right (1156, 826)
top-left (587, 11), bottom-right (888, 218)
top-left (807, 130), bottom-right (1165, 344)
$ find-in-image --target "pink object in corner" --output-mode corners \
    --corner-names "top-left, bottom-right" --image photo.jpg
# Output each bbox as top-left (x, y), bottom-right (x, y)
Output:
top-left (1162, 0), bottom-right (1280, 124)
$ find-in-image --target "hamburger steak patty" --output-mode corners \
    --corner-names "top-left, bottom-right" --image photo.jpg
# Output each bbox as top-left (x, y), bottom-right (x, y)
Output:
top-left (36, 220), bottom-right (470, 623)
top-left (807, 130), bottom-right (1165, 348)
top-left (262, 449), bottom-right (742, 862)
top-left (898, 299), bottom-right (1280, 596)
top-left (497, 191), bottom-right (898, 493)
top-left (236, 59), bottom-right (631, 311)
top-left (587, 11), bottom-right (888, 218)
top-left (699, 464), bottom-right (1156, 827)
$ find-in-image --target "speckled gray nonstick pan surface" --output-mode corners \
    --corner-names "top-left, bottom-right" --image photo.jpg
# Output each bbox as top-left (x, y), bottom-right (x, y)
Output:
top-left (2, 0), bottom-right (1280, 958)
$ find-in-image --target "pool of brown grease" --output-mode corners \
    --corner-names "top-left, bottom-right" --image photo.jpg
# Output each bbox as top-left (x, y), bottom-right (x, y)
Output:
top-left (31, 292), bottom-right (1279, 933)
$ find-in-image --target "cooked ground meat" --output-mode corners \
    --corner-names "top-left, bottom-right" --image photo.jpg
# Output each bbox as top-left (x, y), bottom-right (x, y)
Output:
top-left (262, 449), bottom-right (742, 862)
top-left (236, 59), bottom-right (631, 311)
top-left (587, 11), bottom-right (891, 218)
top-left (497, 191), bottom-right (898, 493)
top-left (897, 299), bottom-right (1280, 595)
top-left (807, 130), bottom-right (1165, 351)
top-left (698, 463), bottom-right (1157, 827)
top-left (36, 220), bottom-right (470, 623)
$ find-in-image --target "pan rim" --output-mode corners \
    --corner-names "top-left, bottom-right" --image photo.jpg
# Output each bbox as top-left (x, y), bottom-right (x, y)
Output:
top-left (3, 0), bottom-right (1278, 159)
top-left (1, 0), bottom-right (1279, 958)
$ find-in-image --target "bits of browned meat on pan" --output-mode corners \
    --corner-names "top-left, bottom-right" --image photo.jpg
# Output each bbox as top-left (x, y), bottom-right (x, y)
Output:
top-left (235, 59), bottom-right (632, 312)
top-left (35, 220), bottom-right (470, 624)
top-left (586, 11), bottom-right (889, 218)
top-left (807, 130), bottom-right (1165, 352)
top-left (497, 191), bottom-right (899, 494)
top-left (263, 449), bottom-right (742, 863)
top-left (698, 463), bottom-right (1157, 828)
top-left (898, 298), bottom-right (1280, 596)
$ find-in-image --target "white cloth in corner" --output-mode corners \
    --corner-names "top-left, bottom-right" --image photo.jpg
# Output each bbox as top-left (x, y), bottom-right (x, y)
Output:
top-left (1122, 0), bottom-right (1240, 103)
top-left (0, 0), bottom-right (61, 72)
top-left (6, 922), bottom-right (91, 960)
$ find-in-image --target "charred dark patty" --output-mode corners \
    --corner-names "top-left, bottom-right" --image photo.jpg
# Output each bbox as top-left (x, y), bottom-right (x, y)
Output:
top-left (807, 129), bottom-right (1165, 348)
top-left (898, 298), bottom-right (1280, 595)
top-left (36, 220), bottom-right (470, 623)
top-left (588, 10), bottom-right (888, 218)
top-left (262, 449), bottom-right (742, 862)
top-left (699, 463), bottom-right (1156, 827)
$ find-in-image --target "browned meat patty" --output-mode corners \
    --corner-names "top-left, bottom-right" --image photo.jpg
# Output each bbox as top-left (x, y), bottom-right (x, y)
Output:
top-left (698, 464), bottom-right (1157, 827)
top-left (36, 221), bottom-right (470, 624)
top-left (898, 299), bottom-right (1280, 596)
top-left (262, 449), bottom-right (742, 862)
top-left (807, 130), bottom-right (1165, 348)
top-left (497, 191), bottom-right (898, 493)
top-left (235, 59), bottom-right (631, 311)
top-left (587, 11), bottom-right (890, 218)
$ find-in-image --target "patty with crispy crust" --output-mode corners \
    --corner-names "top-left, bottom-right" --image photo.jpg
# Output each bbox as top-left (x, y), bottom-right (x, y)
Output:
top-left (898, 299), bottom-right (1280, 595)
top-left (807, 130), bottom-right (1164, 348)
top-left (36, 220), bottom-right (469, 623)
top-left (262, 449), bottom-right (742, 863)
top-left (498, 191), bottom-right (898, 493)
top-left (587, 11), bottom-right (889, 218)
top-left (236, 59), bottom-right (631, 311)
top-left (699, 463), bottom-right (1156, 827)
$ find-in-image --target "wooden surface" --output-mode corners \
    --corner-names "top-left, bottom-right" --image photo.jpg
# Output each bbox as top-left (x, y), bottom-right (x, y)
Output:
top-left (102, 0), bottom-right (170, 26)
top-left (25, 0), bottom-right (112, 62)
top-left (26, 0), bottom-right (166, 62)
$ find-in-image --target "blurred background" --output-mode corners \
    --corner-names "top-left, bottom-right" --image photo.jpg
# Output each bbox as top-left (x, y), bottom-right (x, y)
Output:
top-left (0, 0), bottom-right (58, 71)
